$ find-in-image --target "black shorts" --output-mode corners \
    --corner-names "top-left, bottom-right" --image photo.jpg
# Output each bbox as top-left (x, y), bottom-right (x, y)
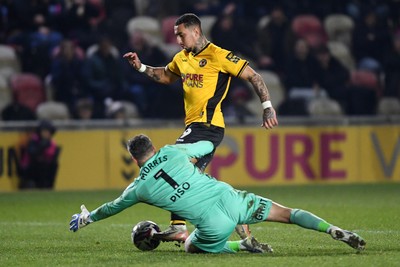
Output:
top-left (175, 123), bottom-right (224, 170)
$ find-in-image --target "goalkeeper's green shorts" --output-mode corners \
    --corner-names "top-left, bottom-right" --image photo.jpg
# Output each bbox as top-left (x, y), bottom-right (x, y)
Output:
top-left (188, 189), bottom-right (272, 253)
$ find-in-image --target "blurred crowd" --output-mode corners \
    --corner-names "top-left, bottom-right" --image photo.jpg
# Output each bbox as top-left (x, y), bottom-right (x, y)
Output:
top-left (1, 0), bottom-right (400, 122)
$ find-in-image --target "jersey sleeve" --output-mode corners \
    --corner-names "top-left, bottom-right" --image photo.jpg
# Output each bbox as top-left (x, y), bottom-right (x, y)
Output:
top-left (167, 54), bottom-right (181, 76)
top-left (174, 141), bottom-right (214, 159)
top-left (217, 47), bottom-right (249, 77)
top-left (89, 179), bottom-right (140, 222)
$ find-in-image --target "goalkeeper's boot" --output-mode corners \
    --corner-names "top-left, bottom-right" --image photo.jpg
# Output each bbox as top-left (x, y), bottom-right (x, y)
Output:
top-left (241, 236), bottom-right (274, 253)
top-left (153, 224), bottom-right (189, 243)
top-left (235, 224), bottom-right (252, 239)
top-left (330, 228), bottom-right (366, 251)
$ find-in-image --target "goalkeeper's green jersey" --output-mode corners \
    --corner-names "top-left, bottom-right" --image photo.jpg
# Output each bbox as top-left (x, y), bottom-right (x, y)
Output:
top-left (90, 141), bottom-right (233, 225)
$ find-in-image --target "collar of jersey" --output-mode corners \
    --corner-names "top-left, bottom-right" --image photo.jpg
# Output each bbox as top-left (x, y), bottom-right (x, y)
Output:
top-left (191, 42), bottom-right (211, 57)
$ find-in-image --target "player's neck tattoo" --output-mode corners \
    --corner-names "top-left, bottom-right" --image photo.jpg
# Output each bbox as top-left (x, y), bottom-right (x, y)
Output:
top-left (193, 36), bottom-right (208, 54)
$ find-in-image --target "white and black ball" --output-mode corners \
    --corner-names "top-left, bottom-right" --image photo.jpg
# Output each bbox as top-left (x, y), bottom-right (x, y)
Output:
top-left (131, 220), bottom-right (161, 251)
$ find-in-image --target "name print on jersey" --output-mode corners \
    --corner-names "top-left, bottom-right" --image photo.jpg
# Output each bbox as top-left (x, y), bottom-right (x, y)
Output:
top-left (170, 182), bottom-right (191, 202)
top-left (140, 155), bottom-right (168, 179)
top-left (181, 73), bottom-right (203, 88)
top-left (253, 198), bottom-right (269, 221)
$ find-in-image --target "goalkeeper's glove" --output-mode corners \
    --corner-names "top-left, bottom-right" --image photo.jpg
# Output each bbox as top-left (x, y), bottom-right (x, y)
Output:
top-left (69, 205), bottom-right (93, 232)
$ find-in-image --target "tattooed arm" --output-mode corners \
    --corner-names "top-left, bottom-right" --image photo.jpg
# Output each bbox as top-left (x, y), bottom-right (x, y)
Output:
top-left (239, 65), bottom-right (278, 129)
top-left (123, 52), bottom-right (179, 84)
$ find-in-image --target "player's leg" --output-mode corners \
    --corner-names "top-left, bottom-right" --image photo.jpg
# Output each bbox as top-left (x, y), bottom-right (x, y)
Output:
top-left (186, 234), bottom-right (272, 254)
top-left (156, 123), bottom-right (224, 242)
top-left (184, 206), bottom-right (235, 254)
top-left (184, 206), bottom-right (271, 254)
top-left (266, 201), bottom-right (366, 250)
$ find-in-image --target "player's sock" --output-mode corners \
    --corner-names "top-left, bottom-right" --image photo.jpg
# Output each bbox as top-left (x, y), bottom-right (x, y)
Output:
top-left (290, 209), bottom-right (331, 233)
top-left (170, 220), bottom-right (186, 226)
top-left (171, 213), bottom-right (186, 225)
top-left (222, 241), bottom-right (241, 253)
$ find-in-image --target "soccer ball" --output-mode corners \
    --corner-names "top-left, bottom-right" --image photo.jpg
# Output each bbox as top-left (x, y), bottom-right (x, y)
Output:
top-left (131, 220), bottom-right (161, 251)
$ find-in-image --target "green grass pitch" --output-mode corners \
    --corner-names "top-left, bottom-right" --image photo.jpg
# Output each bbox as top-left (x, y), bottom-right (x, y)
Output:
top-left (1, 183), bottom-right (399, 267)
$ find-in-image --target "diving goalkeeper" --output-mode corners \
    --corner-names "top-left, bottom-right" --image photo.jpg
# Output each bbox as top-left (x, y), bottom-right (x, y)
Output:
top-left (69, 134), bottom-right (366, 253)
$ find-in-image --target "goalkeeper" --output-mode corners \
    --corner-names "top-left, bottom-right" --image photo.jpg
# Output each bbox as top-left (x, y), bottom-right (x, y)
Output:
top-left (69, 134), bottom-right (366, 253)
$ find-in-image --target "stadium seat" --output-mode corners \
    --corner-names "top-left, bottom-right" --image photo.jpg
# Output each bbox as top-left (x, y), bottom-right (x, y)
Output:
top-left (0, 75), bottom-right (12, 112)
top-left (327, 41), bottom-right (355, 70)
top-left (324, 14), bottom-right (354, 48)
top-left (36, 101), bottom-right (70, 120)
top-left (0, 66), bottom-right (19, 80)
top-left (10, 73), bottom-right (46, 112)
top-left (377, 97), bottom-right (400, 115)
top-left (126, 16), bottom-right (162, 44)
top-left (0, 45), bottom-right (20, 72)
top-left (105, 99), bottom-right (140, 119)
top-left (292, 15), bottom-right (323, 35)
top-left (245, 70), bottom-right (285, 116)
top-left (121, 101), bottom-right (140, 119)
top-left (350, 70), bottom-right (379, 90)
top-left (292, 15), bottom-right (327, 48)
top-left (162, 16), bottom-right (179, 44)
top-left (257, 15), bottom-right (271, 30)
top-left (308, 97), bottom-right (343, 116)
top-left (199, 15), bottom-right (217, 40)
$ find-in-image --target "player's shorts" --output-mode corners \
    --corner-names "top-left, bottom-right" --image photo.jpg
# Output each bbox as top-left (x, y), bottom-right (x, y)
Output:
top-left (187, 189), bottom-right (272, 253)
top-left (176, 123), bottom-right (224, 171)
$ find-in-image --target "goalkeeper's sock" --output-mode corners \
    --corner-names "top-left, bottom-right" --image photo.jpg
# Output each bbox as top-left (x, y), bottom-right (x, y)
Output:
top-left (222, 241), bottom-right (241, 253)
top-left (170, 220), bottom-right (186, 226)
top-left (290, 209), bottom-right (332, 233)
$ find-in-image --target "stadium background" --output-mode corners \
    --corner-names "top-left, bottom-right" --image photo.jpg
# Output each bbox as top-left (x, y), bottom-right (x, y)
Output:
top-left (0, 0), bottom-right (400, 191)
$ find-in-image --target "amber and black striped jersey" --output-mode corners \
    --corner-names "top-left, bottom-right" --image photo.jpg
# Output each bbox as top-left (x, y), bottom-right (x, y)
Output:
top-left (167, 42), bottom-right (249, 128)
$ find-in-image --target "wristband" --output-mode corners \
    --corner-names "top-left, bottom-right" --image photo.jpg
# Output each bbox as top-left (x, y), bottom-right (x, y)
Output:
top-left (262, 100), bottom-right (272, 109)
top-left (138, 64), bottom-right (147, 73)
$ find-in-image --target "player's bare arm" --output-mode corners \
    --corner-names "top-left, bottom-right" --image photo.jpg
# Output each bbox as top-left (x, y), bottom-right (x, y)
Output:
top-left (123, 52), bottom-right (179, 84)
top-left (240, 65), bottom-right (279, 130)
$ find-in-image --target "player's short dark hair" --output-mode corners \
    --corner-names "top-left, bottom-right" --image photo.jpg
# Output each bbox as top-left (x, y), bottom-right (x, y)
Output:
top-left (127, 134), bottom-right (153, 160)
top-left (175, 13), bottom-right (201, 29)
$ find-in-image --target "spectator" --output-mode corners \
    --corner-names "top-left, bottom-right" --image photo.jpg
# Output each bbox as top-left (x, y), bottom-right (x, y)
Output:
top-left (257, 5), bottom-right (293, 73)
top-left (0, 0), bottom-right (21, 43)
top-left (223, 79), bottom-right (254, 124)
top-left (283, 38), bottom-right (317, 93)
top-left (383, 31), bottom-right (400, 99)
top-left (121, 31), bottom-right (183, 119)
top-left (29, 22), bottom-right (63, 79)
top-left (19, 120), bottom-right (60, 189)
top-left (352, 10), bottom-right (391, 66)
top-left (84, 36), bottom-right (125, 118)
top-left (313, 45), bottom-right (350, 111)
top-left (50, 39), bottom-right (88, 113)
top-left (210, 4), bottom-right (257, 62)
top-left (64, 0), bottom-right (101, 49)
top-left (99, 0), bottom-right (136, 50)
top-left (1, 102), bottom-right (37, 121)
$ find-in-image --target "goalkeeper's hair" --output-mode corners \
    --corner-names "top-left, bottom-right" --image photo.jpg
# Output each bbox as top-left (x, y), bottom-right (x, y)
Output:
top-left (175, 13), bottom-right (202, 30)
top-left (127, 134), bottom-right (153, 161)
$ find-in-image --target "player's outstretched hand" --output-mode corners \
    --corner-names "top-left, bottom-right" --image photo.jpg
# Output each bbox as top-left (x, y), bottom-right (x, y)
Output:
top-left (261, 107), bottom-right (278, 130)
top-left (69, 205), bottom-right (93, 232)
top-left (123, 52), bottom-right (142, 71)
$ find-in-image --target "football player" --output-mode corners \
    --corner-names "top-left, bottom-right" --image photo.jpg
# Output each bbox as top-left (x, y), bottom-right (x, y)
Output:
top-left (70, 134), bottom-right (366, 254)
top-left (123, 13), bottom-right (278, 243)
